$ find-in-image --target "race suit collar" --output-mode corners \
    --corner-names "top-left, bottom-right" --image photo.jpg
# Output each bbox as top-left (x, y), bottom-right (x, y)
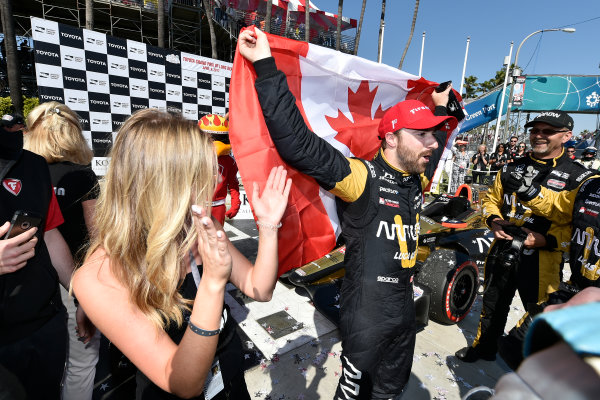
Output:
top-left (528, 148), bottom-right (568, 168)
top-left (376, 148), bottom-right (411, 176)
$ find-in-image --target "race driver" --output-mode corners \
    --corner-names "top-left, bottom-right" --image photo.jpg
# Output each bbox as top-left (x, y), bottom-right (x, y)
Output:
top-left (456, 110), bottom-right (594, 363)
top-left (199, 114), bottom-right (241, 226)
top-left (238, 28), bottom-right (458, 399)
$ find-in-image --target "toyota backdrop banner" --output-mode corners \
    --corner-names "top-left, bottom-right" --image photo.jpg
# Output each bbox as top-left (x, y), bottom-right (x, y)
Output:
top-left (31, 16), bottom-right (232, 175)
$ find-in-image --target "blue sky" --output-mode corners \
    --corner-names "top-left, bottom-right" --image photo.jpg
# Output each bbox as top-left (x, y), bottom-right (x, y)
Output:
top-left (315, 0), bottom-right (600, 135)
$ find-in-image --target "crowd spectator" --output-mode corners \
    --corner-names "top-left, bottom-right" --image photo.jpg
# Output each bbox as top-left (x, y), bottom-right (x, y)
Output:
top-left (579, 146), bottom-right (600, 170)
top-left (488, 143), bottom-right (509, 175)
top-left (24, 102), bottom-right (100, 400)
top-left (512, 142), bottom-right (528, 161)
top-left (566, 145), bottom-right (576, 160)
top-left (449, 140), bottom-right (470, 193)
top-left (0, 113), bottom-right (93, 399)
top-left (506, 135), bottom-right (519, 158)
top-left (471, 144), bottom-right (489, 184)
top-left (72, 109), bottom-right (291, 399)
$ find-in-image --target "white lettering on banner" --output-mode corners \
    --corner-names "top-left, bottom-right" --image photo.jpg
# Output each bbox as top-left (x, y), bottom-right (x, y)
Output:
top-left (148, 51), bottom-right (163, 59)
top-left (93, 138), bottom-right (112, 144)
top-left (132, 104), bottom-right (146, 110)
top-left (198, 78), bottom-right (211, 84)
top-left (61, 32), bottom-right (82, 41)
top-left (54, 187), bottom-right (66, 196)
top-left (88, 59), bottom-right (107, 66)
top-left (166, 73), bottom-right (180, 79)
top-left (37, 50), bottom-right (59, 57)
top-left (150, 88), bottom-right (165, 94)
top-left (90, 100), bottom-right (109, 106)
top-left (40, 95), bottom-right (63, 101)
top-left (65, 76), bottom-right (85, 83)
top-left (108, 43), bottom-right (126, 50)
top-left (131, 66), bottom-right (146, 73)
top-left (111, 83), bottom-right (128, 89)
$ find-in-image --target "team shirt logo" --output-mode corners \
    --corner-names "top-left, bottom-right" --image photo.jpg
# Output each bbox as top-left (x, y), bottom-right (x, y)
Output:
top-left (3, 179), bottom-right (22, 196)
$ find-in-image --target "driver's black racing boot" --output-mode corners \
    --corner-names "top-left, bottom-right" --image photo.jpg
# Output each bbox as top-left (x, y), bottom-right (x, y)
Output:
top-left (455, 346), bottom-right (496, 362)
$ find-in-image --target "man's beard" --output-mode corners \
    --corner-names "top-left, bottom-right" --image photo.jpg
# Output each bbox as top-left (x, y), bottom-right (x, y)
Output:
top-left (397, 147), bottom-right (430, 174)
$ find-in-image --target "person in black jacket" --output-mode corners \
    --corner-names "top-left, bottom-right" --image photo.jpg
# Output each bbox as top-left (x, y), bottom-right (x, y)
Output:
top-left (239, 28), bottom-right (458, 399)
top-left (0, 121), bottom-right (92, 399)
top-left (471, 144), bottom-right (489, 184)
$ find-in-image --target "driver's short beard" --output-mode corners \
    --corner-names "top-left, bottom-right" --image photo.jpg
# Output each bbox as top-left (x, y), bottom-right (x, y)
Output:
top-left (397, 146), bottom-right (427, 174)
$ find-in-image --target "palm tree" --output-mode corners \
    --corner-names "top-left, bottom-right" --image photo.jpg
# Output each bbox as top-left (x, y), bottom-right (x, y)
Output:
top-left (265, 0), bottom-right (272, 33)
top-left (158, 0), bottom-right (165, 47)
top-left (85, 0), bottom-right (94, 30)
top-left (0, 0), bottom-right (23, 114)
top-left (353, 0), bottom-right (367, 55)
top-left (377, 0), bottom-right (385, 61)
top-left (202, 0), bottom-right (217, 58)
top-left (398, 0), bottom-right (419, 69)
top-left (335, 0), bottom-right (343, 51)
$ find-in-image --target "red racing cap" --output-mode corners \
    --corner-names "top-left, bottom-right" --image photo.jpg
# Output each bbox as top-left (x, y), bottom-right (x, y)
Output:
top-left (377, 100), bottom-right (458, 139)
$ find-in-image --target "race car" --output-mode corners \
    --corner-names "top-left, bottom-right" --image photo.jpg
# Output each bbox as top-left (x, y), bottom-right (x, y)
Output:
top-left (283, 184), bottom-right (494, 328)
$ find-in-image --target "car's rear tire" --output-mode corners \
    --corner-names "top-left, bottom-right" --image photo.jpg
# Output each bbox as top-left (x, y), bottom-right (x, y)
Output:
top-left (416, 249), bottom-right (479, 325)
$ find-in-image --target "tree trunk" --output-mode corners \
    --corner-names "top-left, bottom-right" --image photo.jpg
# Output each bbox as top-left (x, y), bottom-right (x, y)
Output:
top-left (0, 1), bottom-right (23, 114)
top-left (335, 0), bottom-right (343, 51)
top-left (353, 0), bottom-right (367, 55)
top-left (202, 0), bottom-right (217, 59)
top-left (158, 0), bottom-right (165, 47)
top-left (377, 0), bottom-right (386, 61)
top-left (304, 2), bottom-right (310, 42)
top-left (398, 0), bottom-right (420, 69)
top-left (85, 0), bottom-right (94, 30)
top-left (265, 0), bottom-right (272, 33)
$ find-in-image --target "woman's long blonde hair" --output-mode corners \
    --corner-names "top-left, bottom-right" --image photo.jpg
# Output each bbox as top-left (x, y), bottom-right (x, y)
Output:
top-left (24, 101), bottom-right (93, 164)
top-left (87, 109), bottom-right (217, 329)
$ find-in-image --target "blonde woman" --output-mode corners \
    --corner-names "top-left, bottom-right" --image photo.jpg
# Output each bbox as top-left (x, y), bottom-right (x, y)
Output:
top-left (25, 101), bottom-right (99, 400)
top-left (72, 109), bottom-right (291, 399)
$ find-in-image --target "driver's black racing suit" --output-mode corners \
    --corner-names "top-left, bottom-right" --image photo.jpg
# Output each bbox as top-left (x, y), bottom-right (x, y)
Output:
top-left (252, 57), bottom-right (450, 399)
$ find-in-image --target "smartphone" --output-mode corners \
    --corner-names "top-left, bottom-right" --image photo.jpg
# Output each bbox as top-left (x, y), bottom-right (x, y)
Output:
top-left (435, 80), bottom-right (452, 93)
top-left (4, 211), bottom-right (42, 240)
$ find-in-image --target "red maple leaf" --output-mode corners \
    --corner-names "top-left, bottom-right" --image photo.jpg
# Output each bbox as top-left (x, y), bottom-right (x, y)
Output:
top-left (326, 81), bottom-right (386, 160)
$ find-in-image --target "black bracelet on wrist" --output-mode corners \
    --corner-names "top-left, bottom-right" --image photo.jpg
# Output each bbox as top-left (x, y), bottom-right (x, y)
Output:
top-left (188, 321), bottom-right (222, 337)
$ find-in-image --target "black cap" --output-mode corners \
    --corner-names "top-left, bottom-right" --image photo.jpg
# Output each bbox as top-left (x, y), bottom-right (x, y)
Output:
top-left (1, 113), bottom-right (25, 127)
top-left (524, 110), bottom-right (574, 130)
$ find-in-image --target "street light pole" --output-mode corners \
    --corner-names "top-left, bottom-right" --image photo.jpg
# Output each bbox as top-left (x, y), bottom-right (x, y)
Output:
top-left (503, 27), bottom-right (576, 140)
top-left (492, 41), bottom-right (513, 153)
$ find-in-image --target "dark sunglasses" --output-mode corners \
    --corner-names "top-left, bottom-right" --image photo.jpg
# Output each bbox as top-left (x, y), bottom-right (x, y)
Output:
top-left (528, 128), bottom-right (569, 135)
top-left (567, 149), bottom-right (576, 153)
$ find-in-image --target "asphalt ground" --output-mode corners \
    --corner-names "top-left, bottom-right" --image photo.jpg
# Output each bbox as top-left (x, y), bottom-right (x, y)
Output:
top-left (225, 219), bottom-right (517, 400)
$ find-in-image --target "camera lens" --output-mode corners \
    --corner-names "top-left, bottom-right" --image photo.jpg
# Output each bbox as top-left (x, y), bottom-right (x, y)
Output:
top-left (20, 221), bottom-right (31, 230)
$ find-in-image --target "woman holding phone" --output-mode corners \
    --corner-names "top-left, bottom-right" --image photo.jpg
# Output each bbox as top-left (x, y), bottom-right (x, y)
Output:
top-left (72, 109), bottom-right (291, 399)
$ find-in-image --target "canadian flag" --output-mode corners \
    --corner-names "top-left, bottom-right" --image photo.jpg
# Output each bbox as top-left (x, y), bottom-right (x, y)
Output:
top-left (229, 29), bottom-right (459, 275)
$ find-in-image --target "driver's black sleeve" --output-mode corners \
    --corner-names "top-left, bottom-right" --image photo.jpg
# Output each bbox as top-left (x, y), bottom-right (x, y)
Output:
top-left (253, 57), bottom-right (351, 191)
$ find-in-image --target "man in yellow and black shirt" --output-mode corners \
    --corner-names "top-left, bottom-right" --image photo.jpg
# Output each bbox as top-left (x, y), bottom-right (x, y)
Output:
top-left (239, 28), bottom-right (458, 399)
top-left (456, 110), bottom-right (594, 363)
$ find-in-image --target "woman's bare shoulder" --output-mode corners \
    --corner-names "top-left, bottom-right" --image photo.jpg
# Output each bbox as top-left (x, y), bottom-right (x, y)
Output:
top-left (73, 248), bottom-right (122, 295)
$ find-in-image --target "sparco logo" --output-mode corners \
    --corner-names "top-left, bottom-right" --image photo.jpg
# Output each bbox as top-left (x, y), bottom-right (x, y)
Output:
top-left (61, 32), bottom-right (82, 41)
top-left (90, 99), bottom-right (109, 106)
top-left (377, 276), bottom-right (399, 284)
top-left (108, 43), bottom-right (126, 51)
top-left (37, 50), bottom-right (59, 57)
